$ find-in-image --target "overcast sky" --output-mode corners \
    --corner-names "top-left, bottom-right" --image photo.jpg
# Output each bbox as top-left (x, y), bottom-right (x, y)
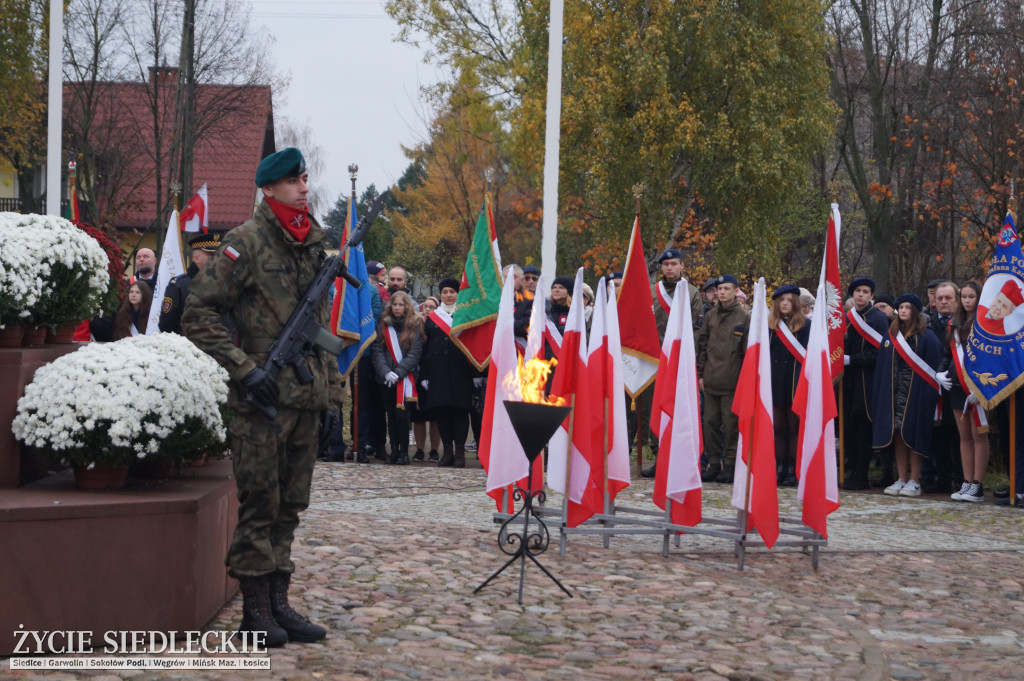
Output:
top-left (251, 1), bottom-right (439, 214)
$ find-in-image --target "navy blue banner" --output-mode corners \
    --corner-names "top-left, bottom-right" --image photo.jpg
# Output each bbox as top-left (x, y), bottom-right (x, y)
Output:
top-left (964, 212), bottom-right (1024, 408)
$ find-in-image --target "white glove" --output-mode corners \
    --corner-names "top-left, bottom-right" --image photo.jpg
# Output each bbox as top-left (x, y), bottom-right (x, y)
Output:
top-left (420, 379), bottom-right (429, 390)
top-left (935, 370), bottom-right (952, 391)
top-left (843, 355), bottom-right (851, 367)
top-left (966, 392), bottom-right (979, 406)
top-left (384, 371), bottom-right (399, 387)
top-left (473, 378), bottom-right (485, 388)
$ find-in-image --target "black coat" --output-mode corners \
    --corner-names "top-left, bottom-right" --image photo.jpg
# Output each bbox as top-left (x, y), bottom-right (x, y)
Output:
top-left (158, 271), bottom-right (192, 334)
top-left (371, 317), bottom-right (424, 384)
top-left (845, 304), bottom-right (890, 417)
top-left (419, 317), bottom-right (476, 411)
top-left (769, 321), bottom-right (811, 410)
top-left (871, 327), bottom-right (942, 454)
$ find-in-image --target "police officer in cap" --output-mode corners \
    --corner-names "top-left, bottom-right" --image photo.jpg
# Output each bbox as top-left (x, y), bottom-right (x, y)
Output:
top-left (159, 233), bottom-right (221, 334)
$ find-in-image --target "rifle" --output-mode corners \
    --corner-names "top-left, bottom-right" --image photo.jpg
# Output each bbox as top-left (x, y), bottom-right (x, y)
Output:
top-left (247, 191), bottom-right (389, 419)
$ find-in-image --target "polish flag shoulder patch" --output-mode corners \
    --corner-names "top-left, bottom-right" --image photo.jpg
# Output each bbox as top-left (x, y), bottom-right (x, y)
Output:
top-left (224, 246), bottom-right (240, 261)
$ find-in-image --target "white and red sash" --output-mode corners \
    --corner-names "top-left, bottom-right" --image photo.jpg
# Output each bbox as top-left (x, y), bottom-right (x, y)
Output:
top-left (655, 280), bottom-right (674, 316)
top-left (428, 308), bottom-right (453, 335)
top-left (951, 328), bottom-right (988, 431)
top-left (775, 322), bottom-right (806, 362)
top-left (544, 318), bottom-right (563, 357)
top-left (893, 331), bottom-right (941, 422)
top-left (384, 326), bottom-right (418, 409)
top-left (847, 307), bottom-right (882, 349)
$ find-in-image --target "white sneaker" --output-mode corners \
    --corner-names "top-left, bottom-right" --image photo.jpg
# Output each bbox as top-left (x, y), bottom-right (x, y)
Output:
top-left (951, 481), bottom-right (972, 501)
top-left (899, 480), bottom-right (922, 497)
top-left (884, 479), bottom-right (906, 496)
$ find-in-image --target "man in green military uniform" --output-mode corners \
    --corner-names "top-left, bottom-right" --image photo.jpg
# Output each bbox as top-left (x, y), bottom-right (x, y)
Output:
top-left (697, 274), bottom-right (750, 484)
top-left (182, 148), bottom-right (342, 647)
top-left (158, 233), bottom-right (221, 334)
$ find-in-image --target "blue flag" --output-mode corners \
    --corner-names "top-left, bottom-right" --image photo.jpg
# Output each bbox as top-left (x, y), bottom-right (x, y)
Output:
top-left (330, 198), bottom-right (376, 378)
top-left (964, 212), bottom-right (1024, 408)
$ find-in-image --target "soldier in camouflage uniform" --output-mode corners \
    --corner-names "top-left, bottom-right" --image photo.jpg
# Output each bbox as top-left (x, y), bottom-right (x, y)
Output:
top-left (182, 148), bottom-right (341, 648)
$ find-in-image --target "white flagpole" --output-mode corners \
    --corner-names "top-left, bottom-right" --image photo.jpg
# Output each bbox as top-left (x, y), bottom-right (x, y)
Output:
top-left (540, 0), bottom-right (565, 285)
top-left (46, 0), bottom-right (64, 215)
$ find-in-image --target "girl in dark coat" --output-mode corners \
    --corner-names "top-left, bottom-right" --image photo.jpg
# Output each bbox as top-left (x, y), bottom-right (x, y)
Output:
top-left (872, 294), bottom-right (942, 497)
top-left (420, 280), bottom-right (476, 467)
top-left (937, 280), bottom-right (990, 502)
top-left (372, 291), bottom-right (424, 465)
top-left (112, 281), bottom-right (153, 340)
top-left (768, 284), bottom-right (810, 487)
top-left (409, 296), bottom-right (442, 462)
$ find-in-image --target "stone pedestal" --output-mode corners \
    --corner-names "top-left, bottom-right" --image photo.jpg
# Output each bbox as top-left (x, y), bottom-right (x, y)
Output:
top-left (0, 344), bottom-right (83, 488)
top-left (0, 460), bottom-right (238, 656)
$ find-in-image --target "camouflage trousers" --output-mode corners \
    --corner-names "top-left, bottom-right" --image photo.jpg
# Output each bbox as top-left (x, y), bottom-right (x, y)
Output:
top-left (227, 407), bottom-right (319, 578)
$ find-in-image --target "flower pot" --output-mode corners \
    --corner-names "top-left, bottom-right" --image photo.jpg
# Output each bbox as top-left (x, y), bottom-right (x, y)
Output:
top-left (73, 462), bottom-right (130, 489)
top-left (135, 458), bottom-right (177, 479)
top-left (22, 326), bottom-right (47, 346)
top-left (0, 325), bottom-right (25, 348)
top-left (45, 325), bottom-right (76, 344)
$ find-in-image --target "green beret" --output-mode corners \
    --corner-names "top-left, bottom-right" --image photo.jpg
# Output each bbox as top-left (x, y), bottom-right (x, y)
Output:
top-left (255, 147), bottom-right (306, 187)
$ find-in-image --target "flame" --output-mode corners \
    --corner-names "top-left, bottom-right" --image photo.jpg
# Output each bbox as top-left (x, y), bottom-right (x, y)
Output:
top-left (503, 355), bottom-right (566, 406)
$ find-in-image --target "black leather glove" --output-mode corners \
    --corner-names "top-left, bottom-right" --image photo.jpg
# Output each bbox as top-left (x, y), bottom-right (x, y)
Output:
top-left (242, 368), bottom-right (280, 410)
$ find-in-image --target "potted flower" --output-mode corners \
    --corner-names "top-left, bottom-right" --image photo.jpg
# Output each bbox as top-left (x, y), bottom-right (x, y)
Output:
top-left (0, 212), bottom-right (110, 339)
top-left (12, 333), bottom-right (229, 488)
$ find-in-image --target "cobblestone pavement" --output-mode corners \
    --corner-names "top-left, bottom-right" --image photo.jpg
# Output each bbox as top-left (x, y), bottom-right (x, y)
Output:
top-left (5, 461), bottom-right (1024, 681)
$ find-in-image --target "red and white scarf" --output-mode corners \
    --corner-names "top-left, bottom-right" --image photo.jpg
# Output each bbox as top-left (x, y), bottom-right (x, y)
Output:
top-left (775, 322), bottom-right (806, 362)
top-left (384, 326), bottom-right (418, 409)
top-left (655, 280), bottom-right (674, 315)
top-left (893, 331), bottom-right (941, 422)
top-left (848, 307), bottom-right (883, 349)
top-left (951, 328), bottom-right (988, 431)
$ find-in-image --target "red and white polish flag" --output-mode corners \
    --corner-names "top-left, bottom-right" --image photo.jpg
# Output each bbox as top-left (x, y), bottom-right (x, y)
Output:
top-left (180, 183), bottom-right (209, 233)
top-left (617, 217), bottom-right (661, 398)
top-left (479, 271), bottom-right (530, 512)
top-left (650, 277), bottom-right (703, 528)
top-left (794, 278), bottom-right (841, 537)
top-left (730, 278), bottom-right (779, 548)
top-left (548, 268), bottom-right (602, 527)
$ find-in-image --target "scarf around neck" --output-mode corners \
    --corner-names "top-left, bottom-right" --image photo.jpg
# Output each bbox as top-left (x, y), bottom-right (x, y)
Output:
top-left (265, 196), bottom-right (311, 242)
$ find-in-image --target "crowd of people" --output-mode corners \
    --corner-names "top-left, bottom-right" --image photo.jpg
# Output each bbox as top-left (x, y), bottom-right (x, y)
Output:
top-left (95, 231), bottom-right (1022, 509)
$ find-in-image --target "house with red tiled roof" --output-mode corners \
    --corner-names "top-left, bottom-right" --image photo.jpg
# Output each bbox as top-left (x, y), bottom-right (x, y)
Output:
top-left (62, 66), bottom-right (275, 239)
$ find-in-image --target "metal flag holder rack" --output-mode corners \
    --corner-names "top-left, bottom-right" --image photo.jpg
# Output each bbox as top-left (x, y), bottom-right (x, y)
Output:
top-left (494, 489), bottom-right (826, 571)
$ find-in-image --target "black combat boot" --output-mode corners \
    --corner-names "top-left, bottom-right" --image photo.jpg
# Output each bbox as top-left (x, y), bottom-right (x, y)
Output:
top-left (238, 575), bottom-right (288, 648)
top-left (268, 571), bottom-right (327, 643)
top-left (701, 462), bottom-right (721, 483)
top-left (453, 444), bottom-right (466, 468)
top-left (438, 444), bottom-right (455, 467)
top-left (715, 463), bottom-right (735, 484)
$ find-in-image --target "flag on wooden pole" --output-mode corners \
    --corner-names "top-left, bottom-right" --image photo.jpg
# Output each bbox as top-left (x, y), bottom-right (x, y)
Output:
top-left (451, 196), bottom-right (503, 370)
top-left (617, 217), bottom-right (660, 398)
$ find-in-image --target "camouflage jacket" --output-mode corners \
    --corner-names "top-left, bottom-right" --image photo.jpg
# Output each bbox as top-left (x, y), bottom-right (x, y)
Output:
top-left (181, 200), bottom-right (344, 413)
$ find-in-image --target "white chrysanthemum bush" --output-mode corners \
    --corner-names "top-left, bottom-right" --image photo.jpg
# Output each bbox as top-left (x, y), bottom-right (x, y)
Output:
top-left (13, 333), bottom-right (230, 468)
top-left (0, 212), bottom-right (109, 329)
